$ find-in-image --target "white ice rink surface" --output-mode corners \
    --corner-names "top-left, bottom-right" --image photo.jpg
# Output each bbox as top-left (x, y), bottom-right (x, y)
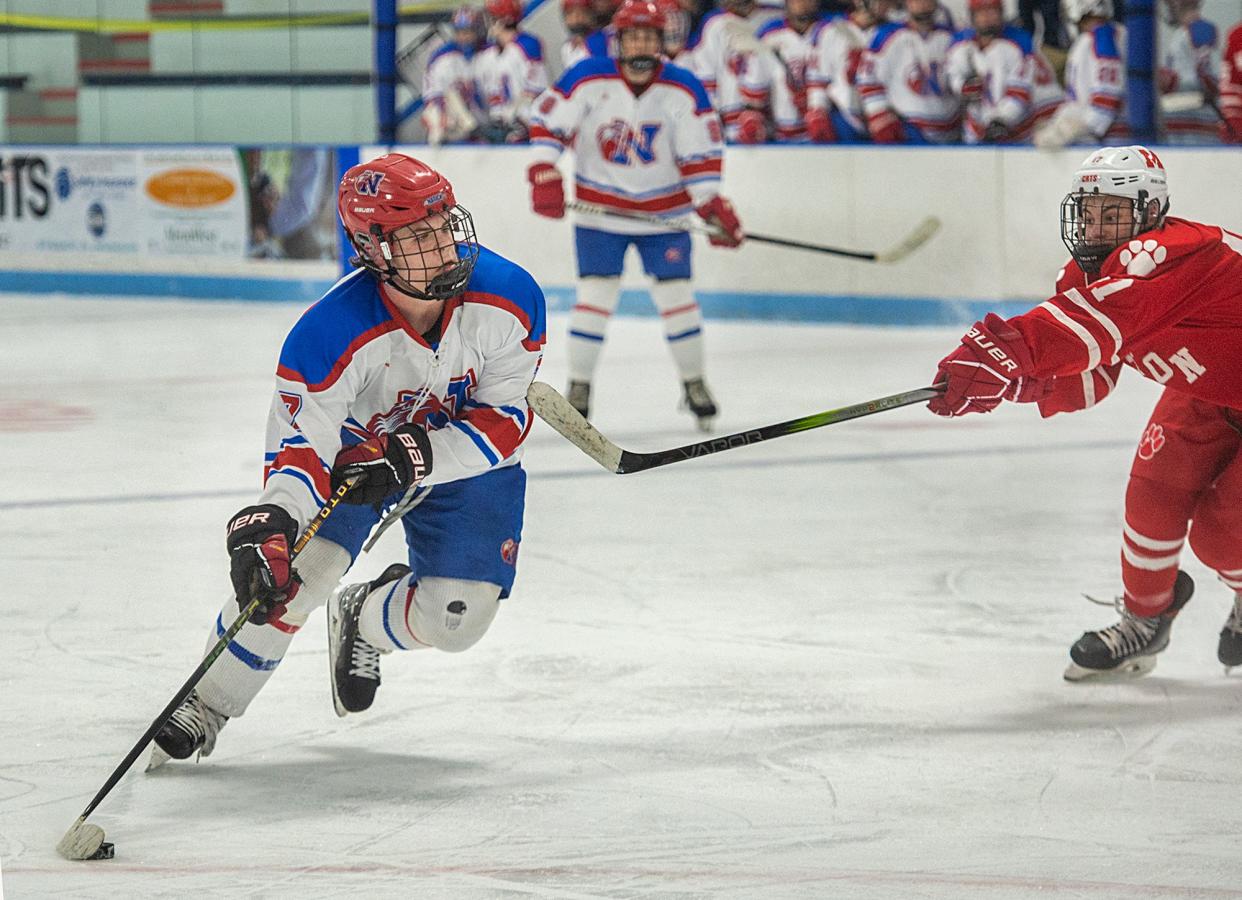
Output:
top-left (4, 295), bottom-right (1242, 899)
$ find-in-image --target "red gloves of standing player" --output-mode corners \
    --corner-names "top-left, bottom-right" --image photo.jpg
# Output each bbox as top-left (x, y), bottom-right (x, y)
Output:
top-left (696, 196), bottom-right (744, 248)
top-left (527, 162), bottom-right (565, 218)
top-left (735, 108), bottom-right (768, 144)
top-left (927, 313), bottom-right (1050, 416)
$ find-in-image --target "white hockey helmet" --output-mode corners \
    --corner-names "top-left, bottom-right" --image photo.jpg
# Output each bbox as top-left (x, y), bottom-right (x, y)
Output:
top-left (1061, 146), bottom-right (1170, 273)
top-left (1062, 0), bottom-right (1112, 22)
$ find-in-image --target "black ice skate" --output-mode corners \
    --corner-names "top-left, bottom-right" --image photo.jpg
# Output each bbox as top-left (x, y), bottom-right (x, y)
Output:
top-left (567, 380), bottom-right (591, 420)
top-left (148, 689), bottom-right (229, 770)
top-left (1064, 570), bottom-right (1195, 682)
top-left (681, 378), bottom-right (717, 432)
top-left (328, 563), bottom-right (409, 717)
top-left (1218, 592), bottom-right (1242, 672)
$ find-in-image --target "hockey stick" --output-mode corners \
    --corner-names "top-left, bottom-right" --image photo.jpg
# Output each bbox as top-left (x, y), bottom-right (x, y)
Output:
top-left (56, 476), bottom-right (359, 862)
top-left (566, 200), bottom-right (941, 263)
top-left (528, 381), bottom-right (942, 474)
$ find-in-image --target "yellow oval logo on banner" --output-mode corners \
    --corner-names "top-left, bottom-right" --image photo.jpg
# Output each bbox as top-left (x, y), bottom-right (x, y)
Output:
top-left (145, 169), bottom-right (235, 207)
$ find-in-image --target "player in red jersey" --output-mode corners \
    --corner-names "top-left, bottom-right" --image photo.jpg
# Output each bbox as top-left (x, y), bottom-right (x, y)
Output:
top-left (927, 145), bottom-right (1242, 680)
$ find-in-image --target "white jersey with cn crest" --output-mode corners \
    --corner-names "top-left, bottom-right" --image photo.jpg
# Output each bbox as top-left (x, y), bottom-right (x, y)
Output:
top-left (807, 15), bottom-right (878, 135)
top-left (944, 26), bottom-right (1034, 142)
top-left (754, 17), bottom-right (823, 141)
top-left (474, 31), bottom-right (549, 123)
top-left (528, 57), bottom-right (724, 235)
top-left (685, 10), bottom-right (766, 137)
top-left (857, 22), bottom-right (960, 142)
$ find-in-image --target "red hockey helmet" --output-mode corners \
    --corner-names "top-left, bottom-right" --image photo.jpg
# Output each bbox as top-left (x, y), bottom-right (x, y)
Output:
top-left (655, 0), bottom-right (689, 48)
top-left (967, 0), bottom-right (1002, 11)
top-left (563, 0), bottom-right (592, 12)
top-left (613, 0), bottom-right (666, 31)
top-left (486, 0), bottom-right (524, 25)
top-left (337, 154), bottom-right (479, 301)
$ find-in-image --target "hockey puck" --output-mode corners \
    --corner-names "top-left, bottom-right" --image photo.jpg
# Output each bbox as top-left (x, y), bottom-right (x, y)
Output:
top-left (91, 842), bottom-right (115, 860)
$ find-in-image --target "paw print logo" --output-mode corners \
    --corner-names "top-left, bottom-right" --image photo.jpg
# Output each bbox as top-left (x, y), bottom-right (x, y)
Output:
top-left (1117, 239), bottom-right (1167, 276)
top-left (1138, 422), bottom-right (1166, 460)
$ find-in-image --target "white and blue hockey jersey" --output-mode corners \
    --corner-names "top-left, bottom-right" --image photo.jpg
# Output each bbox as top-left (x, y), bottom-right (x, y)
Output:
top-left (474, 31), bottom-right (549, 124)
top-left (420, 42), bottom-right (481, 141)
top-left (529, 57), bottom-right (725, 235)
top-left (754, 16), bottom-right (823, 141)
top-left (857, 21), bottom-right (960, 142)
top-left (260, 247), bottom-right (546, 532)
top-left (1160, 16), bottom-right (1219, 143)
top-left (944, 25), bottom-right (1034, 142)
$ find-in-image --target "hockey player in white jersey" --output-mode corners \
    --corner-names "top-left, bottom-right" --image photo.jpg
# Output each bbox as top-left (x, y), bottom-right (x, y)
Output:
top-left (474, 0), bottom-right (549, 142)
top-left (945, 0), bottom-right (1035, 142)
top-left (750, 0), bottom-right (823, 142)
top-left (151, 154), bottom-right (546, 764)
top-left (1158, 0), bottom-right (1219, 143)
top-left (1034, 0), bottom-right (1126, 148)
top-left (527, 0), bottom-right (743, 429)
top-left (561, 0), bottom-right (599, 69)
top-left (686, 0), bottom-right (768, 141)
top-left (805, 0), bottom-right (894, 142)
top-left (856, 0), bottom-right (960, 142)
top-left (419, 6), bottom-right (486, 144)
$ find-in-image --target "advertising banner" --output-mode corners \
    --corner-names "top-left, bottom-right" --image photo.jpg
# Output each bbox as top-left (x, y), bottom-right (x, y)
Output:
top-left (0, 146), bottom-right (246, 260)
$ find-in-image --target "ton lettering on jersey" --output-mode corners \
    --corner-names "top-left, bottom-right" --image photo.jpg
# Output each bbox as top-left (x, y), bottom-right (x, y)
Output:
top-left (1127, 347), bottom-right (1207, 385)
top-left (596, 120), bottom-right (662, 165)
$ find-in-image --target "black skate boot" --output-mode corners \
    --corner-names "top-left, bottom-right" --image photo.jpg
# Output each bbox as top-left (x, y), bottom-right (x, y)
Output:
top-left (1218, 592), bottom-right (1242, 672)
top-left (149, 689), bottom-right (229, 769)
top-left (1064, 570), bottom-right (1195, 682)
top-left (567, 380), bottom-right (591, 419)
top-left (682, 378), bottom-right (717, 432)
top-left (328, 563), bottom-right (410, 717)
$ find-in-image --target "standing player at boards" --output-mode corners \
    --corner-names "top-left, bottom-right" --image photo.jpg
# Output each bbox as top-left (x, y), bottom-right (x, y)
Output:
top-left (926, 146), bottom-right (1242, 681)
top-left (150, 154), bottom-right (546, 765)
top-left (526, 0), bottom-right (744, 430)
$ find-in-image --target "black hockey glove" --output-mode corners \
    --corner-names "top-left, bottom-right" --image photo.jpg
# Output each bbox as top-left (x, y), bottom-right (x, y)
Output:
top-left (226, 504), bottom-right (301, 625)
top-left (330, 422), bottom-right (434, 507)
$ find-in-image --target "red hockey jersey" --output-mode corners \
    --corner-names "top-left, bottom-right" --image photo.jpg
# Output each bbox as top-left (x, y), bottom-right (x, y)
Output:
top-left (1007, 217), bottom-right (1242, 414)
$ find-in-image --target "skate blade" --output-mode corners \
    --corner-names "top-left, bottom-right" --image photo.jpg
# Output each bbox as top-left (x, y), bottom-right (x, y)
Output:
top-left (694, 416), bottom-right (715, 434)
top-left (145, 743), bottom-right (172, 772)
top-left (326, 597), bottom-right (350, 719)
top-left (1063, 654), bottom-right (1158, 682)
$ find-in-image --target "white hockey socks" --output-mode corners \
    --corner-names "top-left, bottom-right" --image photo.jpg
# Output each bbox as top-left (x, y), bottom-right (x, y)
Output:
top-left (197, 537), bottom-right (351, 718)
top-left (651, 279), bottom-right (704, 381)
top-left (357, 574), bottom-right (501, 653)
top-left (568, 276), bottom-right (621, 382)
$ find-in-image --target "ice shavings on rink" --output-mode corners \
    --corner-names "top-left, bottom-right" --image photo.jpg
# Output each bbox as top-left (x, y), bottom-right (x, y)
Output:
top-left (3, 296), bottom-right (1242, 898)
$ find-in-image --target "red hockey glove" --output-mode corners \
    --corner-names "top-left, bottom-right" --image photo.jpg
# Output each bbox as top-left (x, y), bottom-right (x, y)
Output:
top-left (959, 75), bottom-right (985, 102)
top-left (527, 162), bottom-right (565, 218)
top-left (735, 108), bottom-right (768, 144)
top-left (927, 313), bottom-right (1044, 417)
top-left (226, 504), bottom-right (301, 625)
top-left (1157, 67), bottom-right (1178, 94)
top-left (867, 109), bottom-right (903, 144)
top-left (696, 196), bottom-right (744, 248)
top-left (805, 107), bottom-right (836, 143)
top-left (331, 422), bottom-right (434, 506)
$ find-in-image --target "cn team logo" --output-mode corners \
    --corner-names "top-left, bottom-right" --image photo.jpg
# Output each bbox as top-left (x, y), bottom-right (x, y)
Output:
top-left (596, 119), bottom-right (661, 165)
top-left (1119, 239), bottom-right (1167, 276)
top-left (354, 171), bottom-right (384, 196)
top-left (279, 390), bottom-right (303, 424)
top-left (1138, 422), bottom-right (1166, 460)
top-left (501, 538), bottom-right (520, 566)
top-left (906, 62), bottom-right (944, 97)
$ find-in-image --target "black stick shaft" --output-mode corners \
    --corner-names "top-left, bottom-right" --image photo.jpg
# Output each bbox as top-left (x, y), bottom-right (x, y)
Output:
top-left (72, 479), bottom-right (355, 822)
top-left (744, 232), bottom-right (876, 260)
top-left (617, 387), bottom-right (940, 474)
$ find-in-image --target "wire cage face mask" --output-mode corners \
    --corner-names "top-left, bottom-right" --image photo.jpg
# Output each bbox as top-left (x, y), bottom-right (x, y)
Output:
top-left (356, 205), bottom-right (479, 301)
top-left (1060, 190), bottom-right (1151, 275)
